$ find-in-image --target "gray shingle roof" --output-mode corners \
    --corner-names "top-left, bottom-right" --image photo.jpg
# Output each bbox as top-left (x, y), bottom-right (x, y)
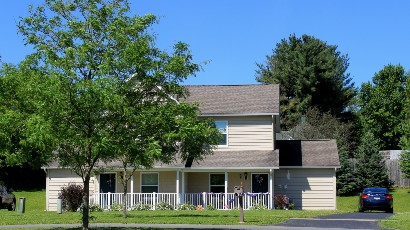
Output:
top-left (277, 140), bottom-right (340, 167)
top-left (184, 85), bottom-right (279, 115)
top-left (188, 150), bottom-right (279, 169)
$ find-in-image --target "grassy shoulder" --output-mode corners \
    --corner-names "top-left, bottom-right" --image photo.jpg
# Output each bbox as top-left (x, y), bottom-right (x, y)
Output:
top-left (1, 188), bottom-right (408, 229)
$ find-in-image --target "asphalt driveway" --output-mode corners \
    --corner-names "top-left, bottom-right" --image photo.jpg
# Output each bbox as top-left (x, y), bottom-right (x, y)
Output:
top-left (275, 211), bottom-right (394, 229)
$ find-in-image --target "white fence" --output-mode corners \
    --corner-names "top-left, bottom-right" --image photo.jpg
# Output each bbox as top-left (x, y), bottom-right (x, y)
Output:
top-left (90, 192), bottom-right (271, 210)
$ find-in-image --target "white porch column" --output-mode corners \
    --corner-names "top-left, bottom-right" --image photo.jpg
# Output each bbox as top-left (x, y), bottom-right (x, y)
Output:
top-left (225, 172), bottom-right (228, 209)
top-left (130, 174), bottom-right (134, 207)
top-left (181, 171), bottom-right (185, 203)
top-left (269, 169), bottom-right (274, 209)
top-left (176, 170), bottom-right (180, 205)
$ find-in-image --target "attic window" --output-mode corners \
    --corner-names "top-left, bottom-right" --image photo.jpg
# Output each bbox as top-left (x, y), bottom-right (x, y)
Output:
top-left (215, 121), bottom-right (228, 146)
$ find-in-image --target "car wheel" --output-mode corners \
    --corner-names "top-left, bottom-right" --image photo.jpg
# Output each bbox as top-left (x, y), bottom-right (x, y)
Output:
top-left (386, 207), bottom-right (393, 213)
top-left (8, 201), bottom-right (16, 211)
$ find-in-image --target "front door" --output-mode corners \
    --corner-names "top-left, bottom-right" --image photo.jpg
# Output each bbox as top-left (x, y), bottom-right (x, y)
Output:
top-left (100, 173), bottom-right (116, 193)
top-left (251, 173), bottom-right (268, 193)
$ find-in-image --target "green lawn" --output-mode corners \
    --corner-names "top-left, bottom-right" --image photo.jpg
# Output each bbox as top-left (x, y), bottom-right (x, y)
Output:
top-left (1, 188), bottom-right (409, 229)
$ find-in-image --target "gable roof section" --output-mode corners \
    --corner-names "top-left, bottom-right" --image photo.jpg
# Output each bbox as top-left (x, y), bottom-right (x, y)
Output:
top-left (188, 150), bottom-right (279, 169)
top-left (184, 84), bottom-right (279, 115)
top-left (277, 140), bottom-right (340, 168)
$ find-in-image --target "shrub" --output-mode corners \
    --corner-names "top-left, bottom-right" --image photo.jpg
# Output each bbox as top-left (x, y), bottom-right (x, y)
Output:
top-left (58, 183), bottom-right (84, 212)
top-left (156, 201), bottom-right (174, 210)
top-left (89, 204), bottom-right (103, 212)
top-left (131, 203), bottom-right (152, 211)
top-left (178, 203), bottom-right (196, 210)
top-left (206, 204), bottom-right (216, 210)
top-left (110, 203), bottom-right (123, 211)
top-left (274, 194), bottom-right (290, 210)
top-left (250, 202), bottom-right (267, 210)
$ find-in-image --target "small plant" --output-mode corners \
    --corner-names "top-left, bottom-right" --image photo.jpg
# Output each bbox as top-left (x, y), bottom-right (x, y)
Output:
top-left (178, 203), bottom-right (196, 210)
top-left (109, 203), bottom-right (123, 211)
top-left (89, 204), bottom-right (103, 212)
top-left (58, 183), bottom-right (84, 212)
top-left (206, 204), bottom-right (216, 210)
top-left (250, 202), bottom-right (267, 210)
top-left (131, 203), bottom-right (152, 211)
top-left (156, 201), bottom-right (174, 210)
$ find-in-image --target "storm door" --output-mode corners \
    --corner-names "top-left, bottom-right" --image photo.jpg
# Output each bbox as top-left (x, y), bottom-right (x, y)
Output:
top-left (251, 173), bottom-right (268, 193)
top-left (99, 173), bottom-right (116, 209)
top-left (100, 173), bottom-right (116, 193)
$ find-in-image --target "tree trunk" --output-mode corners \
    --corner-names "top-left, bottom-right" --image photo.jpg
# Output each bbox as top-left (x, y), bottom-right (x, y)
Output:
top-left (122, 176), bottom-right (128, 219)
top-left (82, 173), bottom-right (90, 230)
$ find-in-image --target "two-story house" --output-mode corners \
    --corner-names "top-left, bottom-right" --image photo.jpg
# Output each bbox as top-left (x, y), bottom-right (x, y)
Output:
top-left (43, 84), bottom-right (340, 211)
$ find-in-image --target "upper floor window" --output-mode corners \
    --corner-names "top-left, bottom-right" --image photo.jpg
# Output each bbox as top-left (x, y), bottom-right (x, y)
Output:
top-left (215, 121), bottom-right (228, 146)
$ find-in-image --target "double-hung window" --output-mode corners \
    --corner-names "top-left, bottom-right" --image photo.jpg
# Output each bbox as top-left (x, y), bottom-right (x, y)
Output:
top-left (209, 174), bottom-right (225, 193)
top-left (141, 173), bottom-right (159, 193)
top-left (215, 121), bottom-right (228, 146)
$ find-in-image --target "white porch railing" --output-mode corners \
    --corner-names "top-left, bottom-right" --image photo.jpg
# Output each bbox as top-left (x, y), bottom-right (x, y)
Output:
top-left (89, 192), bottom-right (271, 210)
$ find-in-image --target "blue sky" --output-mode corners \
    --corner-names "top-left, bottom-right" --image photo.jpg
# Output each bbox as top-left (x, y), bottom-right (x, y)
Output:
top-left (1, 1), bottom-right (410, 87)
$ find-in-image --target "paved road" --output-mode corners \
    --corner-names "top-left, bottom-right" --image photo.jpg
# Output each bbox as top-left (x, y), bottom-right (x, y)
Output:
top-left (0, 212), bottom-right (393, 229)
top-left (275, 212), bottom-right (394, 229)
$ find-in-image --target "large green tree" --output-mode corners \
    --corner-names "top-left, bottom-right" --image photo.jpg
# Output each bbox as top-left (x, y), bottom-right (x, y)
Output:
top-left (256, 34), bottom-right (356, 130)
top-left (399, 78), bottom-right (410, 178)
top-left (17, 0), bottom-right (217, 229)
top-left (358, 64), bottom-right (409, 150)
top-left (0, 58), bottom-right (54, 169)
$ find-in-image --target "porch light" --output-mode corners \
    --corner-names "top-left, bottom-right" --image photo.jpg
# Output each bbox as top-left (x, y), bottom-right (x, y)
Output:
top-left (244, 172), bottom-right (248, 180)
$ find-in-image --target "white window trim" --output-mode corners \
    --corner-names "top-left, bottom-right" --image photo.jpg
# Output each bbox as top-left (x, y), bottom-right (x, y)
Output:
top-left (209, 173), bottom-right (225, 193)
top-left (215, 120), bottom-right (229, 147)
top-left (140, 172), bottom-right (159, 193)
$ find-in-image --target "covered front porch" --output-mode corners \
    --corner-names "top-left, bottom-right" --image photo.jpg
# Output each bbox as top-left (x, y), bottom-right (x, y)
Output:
top-left (91, 169), bottom-right (276, 210)
top-left (89, 192), bottom-right (271, 210)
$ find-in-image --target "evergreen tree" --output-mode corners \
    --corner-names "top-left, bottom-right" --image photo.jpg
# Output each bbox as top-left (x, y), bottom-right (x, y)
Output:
top-left (256, 34), bottom-right (356, 130)
top-left (355, 132), bottom-right (390, 189)
top-left (336, 147), bottom-right (360, 195)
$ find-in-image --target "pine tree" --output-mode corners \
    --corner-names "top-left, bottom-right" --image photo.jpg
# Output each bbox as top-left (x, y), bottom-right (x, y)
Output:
top-left (355, 132), bottom-right (390, 189)
top-left (337, 147), bottom-right (360, 195)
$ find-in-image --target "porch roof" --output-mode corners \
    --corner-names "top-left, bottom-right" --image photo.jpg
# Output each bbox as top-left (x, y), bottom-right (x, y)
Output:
top-left (277, 139), bottom-right (340, 167)
top-left (184, 85), bottom-right (279, 115)
top-left (186, 150), bottom-right (279, 169)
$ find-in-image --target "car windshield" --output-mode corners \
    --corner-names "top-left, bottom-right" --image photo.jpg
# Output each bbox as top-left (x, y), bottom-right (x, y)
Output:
top-left (363, 188), bottom-right (388, 194)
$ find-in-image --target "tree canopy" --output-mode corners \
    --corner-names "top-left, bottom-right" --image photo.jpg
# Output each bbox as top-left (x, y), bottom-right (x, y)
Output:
top-left (14, 0), bottom-right (219, 229)
top-left (399, 78), bottom-right (410, 178)
top-left (358, 64), bottom-right (409, 150)
top-left (256, 34), bottom-right (356, 130)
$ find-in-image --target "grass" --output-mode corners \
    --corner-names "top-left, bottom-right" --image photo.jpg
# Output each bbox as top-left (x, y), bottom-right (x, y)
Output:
top-left (1, 188), bottom-right (409, 229)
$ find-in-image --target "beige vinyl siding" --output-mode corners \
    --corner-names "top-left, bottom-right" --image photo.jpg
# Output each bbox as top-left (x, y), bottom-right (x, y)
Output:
top-left (46, 169), bottom-right (96, 211)
top-left (211, 116), bottom-right (274, 151)
top-left (186, 173), bottom-right (208, 193)
top-left (274, 169), bottom-right (336, 210)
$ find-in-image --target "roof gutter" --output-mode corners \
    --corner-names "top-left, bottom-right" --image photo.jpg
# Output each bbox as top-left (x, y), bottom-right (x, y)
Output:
top-left (199, 113), bottom-right (279, 117)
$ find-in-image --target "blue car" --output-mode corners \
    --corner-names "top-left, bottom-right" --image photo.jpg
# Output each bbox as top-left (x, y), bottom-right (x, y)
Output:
top-left (358, 187), bottom-right (393, 213)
